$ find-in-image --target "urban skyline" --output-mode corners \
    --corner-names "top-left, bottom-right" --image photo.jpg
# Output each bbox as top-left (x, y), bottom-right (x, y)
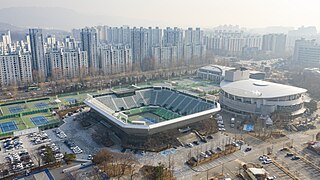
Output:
top-left (1, 24), bottom-right (320, 87)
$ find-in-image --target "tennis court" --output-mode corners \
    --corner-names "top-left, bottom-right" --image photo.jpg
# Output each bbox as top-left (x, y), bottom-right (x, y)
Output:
top-left (129, 112), bottom-right (163, 124)
top-left (30, 116), bottom-right (49, 126)
top-left (8, 106), bottom-right (24, 114)
top-left (34, 102), bottom-right (49, 109)
top-left (0, 121), bottom-right (18, 132)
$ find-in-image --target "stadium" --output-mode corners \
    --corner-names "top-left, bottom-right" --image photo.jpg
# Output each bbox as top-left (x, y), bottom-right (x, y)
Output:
top-left (84, 86), bottom-right (221, 141)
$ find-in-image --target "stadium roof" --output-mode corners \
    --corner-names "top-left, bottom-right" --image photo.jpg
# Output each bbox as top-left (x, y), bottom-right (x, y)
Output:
top-left (220, 79), bottom-right (307, 99)
top-left (199, 65), bottom-right (236, 76)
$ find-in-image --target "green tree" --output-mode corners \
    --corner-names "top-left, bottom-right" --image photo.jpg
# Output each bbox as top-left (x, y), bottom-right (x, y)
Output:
top-left (154, 163), bottom-right (165, 180)
top-left (43, 146), bottom-right (55, 164)
top-left (63, 153), bottom-right (76, 164)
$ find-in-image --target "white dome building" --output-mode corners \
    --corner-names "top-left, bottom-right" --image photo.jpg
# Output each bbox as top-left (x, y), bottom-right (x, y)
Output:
top-left (219, 69), bottom-right (307, 117)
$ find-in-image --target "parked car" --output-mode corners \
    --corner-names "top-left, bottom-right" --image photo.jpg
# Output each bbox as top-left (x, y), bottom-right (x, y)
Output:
top-left (191, 157), bottom-right (198, 163)
top-left (236, 140), bottom-right (244, 146)
top-left (200, 138), bottom-right (207, 143)
top-left (259, 155), bottom-right (268, 161)
top-left (291, 156), bottom-right (300, 160)
top-left (186, 143), bottom-right (194, 148)
top-left (200, 152), bottom-right (208, 158)
top-left (209, 150), bottom-right (215, 155)
top-left (88, 154), bottom-right (93, 160)
top-left (262, 159), bottom-right (272, 164)
top-left (245, 147), bottom-right (252, 152)
top-left (205, 151), bottom-right (212, 156)
top-left (207, 135), bottom-right (213, 140)
top-left (285, 153), bottom-right (294, 157)
top-left (267, 176), bottom-right (276, 180)
top-left (193, 141), bottom-right (199, 145)
top-left (232, 142), bottom-right (239, 147)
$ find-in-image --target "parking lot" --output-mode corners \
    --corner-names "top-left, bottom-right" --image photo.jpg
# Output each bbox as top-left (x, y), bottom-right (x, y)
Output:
top-left (274, 149), bottom-right (320, 179)
top-left (0, 135), bottom-right (38, 178)
top-left (44, 112), bottom-right (104, 160)
top-left (262, 162), bottom-right (292, 180)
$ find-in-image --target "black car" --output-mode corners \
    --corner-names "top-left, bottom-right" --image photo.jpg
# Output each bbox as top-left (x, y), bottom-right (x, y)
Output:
top-left (207, 135), bottom-right (213, 140)
top-left (209, 150), bottom-right (215, 155)
top-left (193, 141), bottom-right (199, 145)
top-left (12, 137), bottom-right (19, 140)
top-left (279, 147), bottom-right (288, 151)
top-left (216, 147), bottom-right (222, 152)
top-left (285, 153), bottom-right (294, 157)
top-left (121, 148), bottom-right (126, 153)
top-left (291, 156), bottom-right (300, 160)
top-left (191, 157), bottom-right (198, 163)
top-left (200, 138), bottom-right (207, 143)
top-left (245, 147), bottom-right (252, 152)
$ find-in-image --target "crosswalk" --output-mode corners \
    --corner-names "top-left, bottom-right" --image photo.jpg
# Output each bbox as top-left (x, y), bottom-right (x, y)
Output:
top-left (189, 150), bottom-right (244, 172)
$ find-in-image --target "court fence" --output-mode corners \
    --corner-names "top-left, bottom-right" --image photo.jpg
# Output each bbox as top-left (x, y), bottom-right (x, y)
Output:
top-left (38, 121), bottom-right (61, 130)
top-left (0, 97), bottom-right (51, 107)
top-left (57, 92), bottom-right (78, 97)
top-left (21, 108), bottom-right (53, 116)
top-left (26, 97), bottom-right (50, 103)
top-left (0, 108), bottom-right (55, 121)
top-left (0, 100), bottom-right (25, 106)
top-left (0, 114), bottom-right (20, 120)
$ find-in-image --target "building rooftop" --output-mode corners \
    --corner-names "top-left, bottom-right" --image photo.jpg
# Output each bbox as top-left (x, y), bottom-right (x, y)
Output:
top-left (248, 167), bottom-right (267, 175)
top-left (220, 79), bottom-right (307, 98)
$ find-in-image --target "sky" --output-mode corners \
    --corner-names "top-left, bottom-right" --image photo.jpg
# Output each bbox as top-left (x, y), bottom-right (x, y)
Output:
top-left (1, 0), bottom-right (320, 29)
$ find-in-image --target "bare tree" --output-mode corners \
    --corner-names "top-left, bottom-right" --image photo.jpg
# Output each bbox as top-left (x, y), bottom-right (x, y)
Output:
top-left (31, 153), bottom-right (42, 167)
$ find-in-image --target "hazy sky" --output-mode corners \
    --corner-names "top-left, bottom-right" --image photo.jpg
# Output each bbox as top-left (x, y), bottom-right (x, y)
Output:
top-left (1, 0), bottom-right (320, 28)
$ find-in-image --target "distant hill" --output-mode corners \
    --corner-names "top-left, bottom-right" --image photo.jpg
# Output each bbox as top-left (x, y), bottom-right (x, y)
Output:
top-left (0, 21), bottom-right (70, 41)
top-left (0, 7), bottom-right (89, 31)
top-left (0, 22), bottom-right (24, 32)
top-left (0, 7), bottom-right (162, 31)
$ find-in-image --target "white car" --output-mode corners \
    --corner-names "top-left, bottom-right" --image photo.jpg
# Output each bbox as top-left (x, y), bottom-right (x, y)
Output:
top-left (200, 152), bottom-right (208, 158)
top-left (218, 128), bottom-right (226, 131)
top-left (218, 124), bottom-right (225, 128)
top-left (87, 155), bottom-right (93, 160)
top-left (186, 143), bottom-right (194, 148)
top-left (262, 159), bottom-right (272, 164)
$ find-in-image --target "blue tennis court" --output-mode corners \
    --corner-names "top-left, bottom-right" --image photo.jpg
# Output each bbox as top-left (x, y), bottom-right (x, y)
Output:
top-left (0, 121), bottom-right (18, 132)
top-left (65, 98), bottom-right (77, 104)
top-left (8, 106), bottom-right (24, 114)
top-left (34, 102), bottom-right (49, 109)
top-left (30, 116), bottom-right (49, 126)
